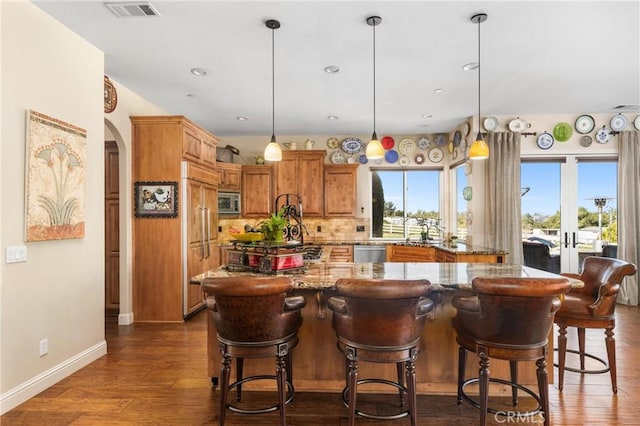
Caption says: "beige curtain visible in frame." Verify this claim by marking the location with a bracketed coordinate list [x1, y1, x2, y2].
[617, 131, 639, 305]
[483, 132, 523, 263]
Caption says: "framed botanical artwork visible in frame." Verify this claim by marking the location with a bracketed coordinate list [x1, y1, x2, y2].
[134, 181, 178, 218]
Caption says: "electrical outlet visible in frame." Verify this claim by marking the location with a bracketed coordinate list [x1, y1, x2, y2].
[317, 226, 322, 232]
[356, 225, 365, 232]
[39, 338, 48, 356]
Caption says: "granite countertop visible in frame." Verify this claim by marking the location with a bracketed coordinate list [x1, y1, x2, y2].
[191, 262, 580, 291]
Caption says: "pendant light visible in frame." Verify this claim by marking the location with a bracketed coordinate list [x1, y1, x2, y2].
[469, 13, 489, 160]
[365, 16, 385, 160]
[263, 19, 282, 162]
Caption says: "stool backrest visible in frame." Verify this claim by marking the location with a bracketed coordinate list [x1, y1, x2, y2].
[455, 277, 571, 347]
[577, 256, 637, 317]
[202, 276, 302, 343]
[332, 278, 432, 347]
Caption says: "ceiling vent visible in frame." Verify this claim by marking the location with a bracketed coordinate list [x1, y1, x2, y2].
[104, 2, 160, 17]
[612, 104, 640, 111]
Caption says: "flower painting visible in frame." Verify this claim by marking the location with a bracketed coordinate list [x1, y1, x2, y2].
[26, 110, 86, 241]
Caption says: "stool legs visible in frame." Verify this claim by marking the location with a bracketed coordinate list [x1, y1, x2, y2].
[235, 358, 244, 401]
[276, 355, 287, 426]
[219, 355, 231, 426]
[536, 356, 550, 426]
[478, 349, 490, 426]
[605, 327, 617, 393]
[578, 327, 586, 370]
[557, 324, 567, 391]
[457, 346, 467, 405]
[510, 360, 518, 406]
[347, 358, 358, 426]
[406, 360, 417, 426]
[396, 362, 405, 407]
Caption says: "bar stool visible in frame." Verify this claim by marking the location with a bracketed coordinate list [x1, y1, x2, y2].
[201, 276, 306, 426]
[453, 277, 572, 426]
[327, 278, 433, 426]
[555, 256, 637, 393]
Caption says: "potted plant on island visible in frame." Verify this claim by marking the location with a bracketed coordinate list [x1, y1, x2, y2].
[259, 207, 289, 243]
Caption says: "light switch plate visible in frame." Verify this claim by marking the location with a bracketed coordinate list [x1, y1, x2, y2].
[6, 245, 27, 263]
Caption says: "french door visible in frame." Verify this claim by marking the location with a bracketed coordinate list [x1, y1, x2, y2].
[521, 156, 617, 274]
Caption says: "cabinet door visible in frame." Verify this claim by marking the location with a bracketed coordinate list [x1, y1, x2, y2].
[182, 127, 202, 163]
[297, 153, 324, 217]
[386, 245, 435, 262]
[274, 156, 297, 197]
[217, 163, 242, 191]
[326, 245, 354, 262]
[242, 166, 273, 217]
[324, 164, 358, 217]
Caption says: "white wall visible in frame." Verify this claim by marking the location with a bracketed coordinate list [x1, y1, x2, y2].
[1, 2, 105, 413]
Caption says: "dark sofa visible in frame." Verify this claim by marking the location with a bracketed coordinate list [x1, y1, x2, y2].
[522, 241, 561, 273]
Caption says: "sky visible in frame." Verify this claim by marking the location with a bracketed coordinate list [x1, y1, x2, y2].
[378, 161, 617, 217]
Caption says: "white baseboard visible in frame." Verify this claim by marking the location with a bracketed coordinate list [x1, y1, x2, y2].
[0, 340, 107, 415]
[118, 311, 134, 325]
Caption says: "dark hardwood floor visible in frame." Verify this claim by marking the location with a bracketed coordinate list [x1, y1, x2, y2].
[3, 305, 639, 425]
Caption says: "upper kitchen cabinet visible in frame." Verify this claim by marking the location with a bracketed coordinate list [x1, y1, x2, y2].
[242, 165, 274, 218]
[274, 150, 325, 217]
[131, 115, 219, 322]
[216, 162, 242, 192]
[324, 164, 358, 217]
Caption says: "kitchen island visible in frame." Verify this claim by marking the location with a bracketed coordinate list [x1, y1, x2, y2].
[191, 262, 579, 395]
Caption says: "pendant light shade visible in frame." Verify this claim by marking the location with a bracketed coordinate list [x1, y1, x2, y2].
[469, 13, 489, 161]
[263, 19, 282, 162]
[366, 16, 385, 160]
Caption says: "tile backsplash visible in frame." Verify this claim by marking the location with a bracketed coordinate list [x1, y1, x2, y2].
[218, 217, 369, 244]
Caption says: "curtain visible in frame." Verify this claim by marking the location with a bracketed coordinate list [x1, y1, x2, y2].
[617, 131, 639, 305]
[483, 132, 523, 264]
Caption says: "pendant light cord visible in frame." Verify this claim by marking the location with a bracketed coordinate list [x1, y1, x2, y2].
[372, 21, 376, 134]
[271, 26, 275, 141]
[477, 18, 481, 134]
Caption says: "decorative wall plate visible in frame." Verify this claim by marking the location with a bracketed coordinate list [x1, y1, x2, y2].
[483, 116, 499, 132]
[508, 118, 527, 132]
[330, 150, 346, 164]
[463, 122, 470, 136]
[434, 134, 447, 146]
[580, 135, 593, 147]
[610, 114, 627, 132]
[414, 153, 425, 164]
[634, 115, 640, 131]
[428, 147, 443, 163]
[417, 137, 431, 150]
[464, 161, 472, 175]
[104, 75, 117, 113]
[575, 115, 595, 134]
[399, 156, 411, 166]
[463, 186, 473, 201]
[536, 132, 554, 150]
[327, 137, 339, 149]
[553, 122, 573, 142]
[358, 154, 368, 164]
[595, 127, 611, 144]
[381, 136, 395, 150]
[398, 138, 416, 156]
[385, 149, 399, 163]
[453, 130, 462, 147]
[341, 137, 363, 154]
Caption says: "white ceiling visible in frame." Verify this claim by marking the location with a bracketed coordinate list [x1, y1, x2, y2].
[33, 1, 640, 137]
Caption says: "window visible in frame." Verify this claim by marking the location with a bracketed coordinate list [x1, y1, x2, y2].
[371, 169, 441, 239]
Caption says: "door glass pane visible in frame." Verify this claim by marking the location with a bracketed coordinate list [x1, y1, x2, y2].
[577, 161, 617, 266]
[521, 162, 561, 271]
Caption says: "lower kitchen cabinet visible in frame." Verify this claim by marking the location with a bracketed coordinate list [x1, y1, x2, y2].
[386, 245, 436, 262]
[325, 245, 353, 262]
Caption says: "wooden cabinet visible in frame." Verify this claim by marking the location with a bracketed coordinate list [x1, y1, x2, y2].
[242, 165, 273, 217]
[326, 245, 353, 262]
[131, 116, 219, 322]
[217, 163, 241, 192]
[274, 150, 325, 217]
[386, 245, 436, 262]
[324, 164, 358, 217]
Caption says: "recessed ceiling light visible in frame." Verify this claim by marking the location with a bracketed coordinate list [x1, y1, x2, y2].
[462, 62, 479, 71]
[190, 67, 207, 76]
[327, 115, 339, 120]
[422, 114, 433, 119]
[324, 65, 340, 74]
[236, 116, 248, 121]
[186, 93, 195, 98]
[434, 88, 444, 94]
[418, 124, 430, 128]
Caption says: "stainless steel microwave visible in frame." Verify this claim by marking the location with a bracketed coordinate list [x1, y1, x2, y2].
[218, 192, 240, 215]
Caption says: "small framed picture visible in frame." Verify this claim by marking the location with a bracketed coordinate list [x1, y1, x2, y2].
[134, 181, 178, 218]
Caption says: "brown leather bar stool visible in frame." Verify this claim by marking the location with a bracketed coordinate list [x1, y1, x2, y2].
[327, 278, 433, 426]
[453, 277, 572, 426]
[202, 276, 306, 426]
[555, 256, 637, 393]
